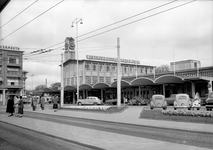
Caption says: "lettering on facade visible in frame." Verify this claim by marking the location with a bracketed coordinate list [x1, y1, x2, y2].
[86, 55, 140, 64]
[0, 45, 20, 51]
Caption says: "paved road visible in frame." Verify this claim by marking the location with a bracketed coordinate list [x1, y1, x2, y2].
[0, 121, 103, 150]
[23, 111, 213, 149]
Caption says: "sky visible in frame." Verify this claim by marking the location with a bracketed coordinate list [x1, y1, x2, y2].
[0, 0, 212, 90]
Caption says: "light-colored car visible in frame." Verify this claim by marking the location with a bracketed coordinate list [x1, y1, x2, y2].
[174, 94, 191, 110]
[77, 96, 103, 105]
[205, 91, 213, 111]
[150, 95, 167, 110]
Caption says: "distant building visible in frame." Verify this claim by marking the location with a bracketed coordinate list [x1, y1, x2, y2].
[170, 59, 201, 71]
[0, 45, 24, 105]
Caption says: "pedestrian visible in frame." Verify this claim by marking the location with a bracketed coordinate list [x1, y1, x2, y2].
[6, 96, 14, 117]
[53, 95, 58, 112]
[31, 96, 37, 111]
[40, 95, 45, 110]
[14, 95, 19, 117]
[17, 96, 24, 118]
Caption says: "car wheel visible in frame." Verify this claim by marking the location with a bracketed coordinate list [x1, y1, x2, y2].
[150, 107, 153, 110]
[163, 107, 167, 110]
[78, 102, 82, 106]
[174, 108, 177, 110]
[93, 102, 98, 105]
[197, 108, 200, 111]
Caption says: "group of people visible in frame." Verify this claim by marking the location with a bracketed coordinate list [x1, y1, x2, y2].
[6, 94, 60, 117]
[30, 95, 59, 112]
[6, 95, 24, 118]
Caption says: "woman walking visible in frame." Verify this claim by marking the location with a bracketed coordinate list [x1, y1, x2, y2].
[40, 95, 45, 110]
[17, 96, 24, 118]
[6, 96, 14, 117]
[31, 96, 37, 111]
[53, 95, 58, 112]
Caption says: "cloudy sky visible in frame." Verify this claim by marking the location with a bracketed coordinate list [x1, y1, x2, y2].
[0, 0, 212, 90]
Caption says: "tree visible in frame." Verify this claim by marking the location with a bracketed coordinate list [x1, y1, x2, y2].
[34, 85, 47, 91]
[155, 64, 170, 73]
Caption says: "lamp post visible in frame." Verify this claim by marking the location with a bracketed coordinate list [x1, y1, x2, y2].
[71, 18, 83, 101]
[31, 74, 34, 94]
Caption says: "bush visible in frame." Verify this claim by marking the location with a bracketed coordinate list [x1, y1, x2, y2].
[162, 109, 213, 118]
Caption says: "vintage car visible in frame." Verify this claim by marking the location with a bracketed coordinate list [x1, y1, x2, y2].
[174, 94, 191, 110]
[205, 91, 213, 111]
[165, 94, 176, 106]
[128, 96, 147, 105]
[150, 95, 167, 110]
[77, 96, 103, 105]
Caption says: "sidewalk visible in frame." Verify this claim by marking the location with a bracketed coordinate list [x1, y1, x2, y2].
[4, 104, 213, 133]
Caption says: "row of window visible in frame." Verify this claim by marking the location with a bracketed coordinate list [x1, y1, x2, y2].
[85, 63, 153, 74]
[0, 55, 20, 64]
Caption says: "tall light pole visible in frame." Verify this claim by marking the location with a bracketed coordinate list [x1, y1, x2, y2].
[71, 18, 83, 101]
[31, 74, 34, 94]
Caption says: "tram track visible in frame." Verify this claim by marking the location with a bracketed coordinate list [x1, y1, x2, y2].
[24, 111, 213, 149]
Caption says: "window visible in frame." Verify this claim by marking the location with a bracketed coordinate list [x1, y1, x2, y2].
[85, 63, 91, 70]
[7, 67, 19, 75]
[93, 63, 97, 71]
[8, 57, 19, 64]
[111, 65, 117, 72]
[194, 62, 197, 68]
[99, 64, 103, 71]
[7, 77, 19, 86]
[106, 65, 110, 72]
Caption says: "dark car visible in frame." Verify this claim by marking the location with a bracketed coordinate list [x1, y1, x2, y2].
[128, 96, 147, 105]
[206, 92, 213, 111]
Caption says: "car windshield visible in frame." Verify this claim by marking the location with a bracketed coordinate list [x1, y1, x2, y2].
[178, 96, 187, 100]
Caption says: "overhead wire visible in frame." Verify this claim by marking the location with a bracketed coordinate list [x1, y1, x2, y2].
[0, 0, 64, 41]
[24, 0, 196, 60]
[78, 0, 196, 42]
[0, 0, 38, 28]
[25, 0, 178, 53]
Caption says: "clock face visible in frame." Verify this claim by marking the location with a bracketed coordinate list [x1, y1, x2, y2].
[65, 37, 75, 51]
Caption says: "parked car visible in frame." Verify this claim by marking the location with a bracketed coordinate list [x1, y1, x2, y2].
[128, 96, 147, 105]
[174, 94, 191, 110]
[205, 91, 213, 111]
[77, 96, 103, 105]
[165, 94, 176, 106]
[150, 94, 167, 110]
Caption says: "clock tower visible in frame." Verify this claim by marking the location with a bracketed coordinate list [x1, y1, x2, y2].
[64, 37, 75, 61]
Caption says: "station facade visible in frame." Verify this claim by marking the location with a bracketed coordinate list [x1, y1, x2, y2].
[61, 37, 213, 104]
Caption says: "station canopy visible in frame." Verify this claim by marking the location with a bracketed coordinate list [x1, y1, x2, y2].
[93, 83, 110, 89]
[130, 77, 155, 86]
[154, 75, 184, 84]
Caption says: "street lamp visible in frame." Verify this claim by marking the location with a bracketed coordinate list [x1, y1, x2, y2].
[71, 18, 83, 101]
[31, 74, 34, 94]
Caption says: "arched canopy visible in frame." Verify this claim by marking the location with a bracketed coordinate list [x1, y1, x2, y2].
[79, 84, 92, 90]
[93, 83, 110, 89]
[64, 85, 76, 91]
[130, 77, 155, 86]
[155, 74, 184, 84]
[111, 80, 130, 87]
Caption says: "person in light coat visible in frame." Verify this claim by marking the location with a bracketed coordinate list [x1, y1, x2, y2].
[40, 95, 45, 110]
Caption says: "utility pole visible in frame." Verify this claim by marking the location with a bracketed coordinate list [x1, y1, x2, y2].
[60, 53, 64, 107]
[117, 38, 121, 107]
